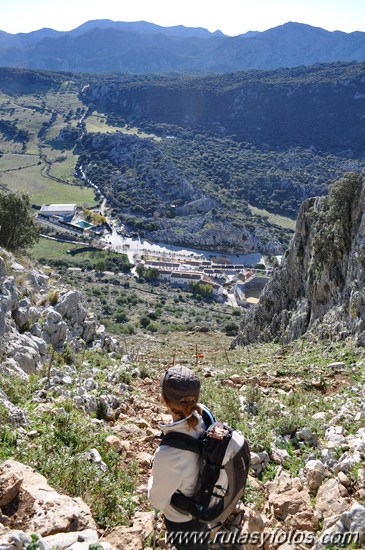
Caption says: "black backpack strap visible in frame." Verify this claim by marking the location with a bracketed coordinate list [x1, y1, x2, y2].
[160, 432, 202, 455]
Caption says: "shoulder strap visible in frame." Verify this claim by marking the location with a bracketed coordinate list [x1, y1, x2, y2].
[160, 432, 202, 455]
[200, 404, 215, 429]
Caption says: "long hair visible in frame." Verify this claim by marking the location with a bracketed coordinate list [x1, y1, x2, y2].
[162, 395, 202, 430]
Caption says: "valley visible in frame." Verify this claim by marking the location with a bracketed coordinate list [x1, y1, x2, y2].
[1, 56, 365, 549]
[1, 64, 364, 259]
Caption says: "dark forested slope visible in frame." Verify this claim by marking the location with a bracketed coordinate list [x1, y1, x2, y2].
[83, 62, 365, 156]
[1, 64, 365, 254]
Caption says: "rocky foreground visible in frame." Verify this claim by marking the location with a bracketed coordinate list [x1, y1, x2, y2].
[1, 245, 365, 549]
[1, 352, 365, 549]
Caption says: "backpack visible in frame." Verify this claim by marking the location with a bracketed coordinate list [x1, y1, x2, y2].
[160, 406, 250, 526]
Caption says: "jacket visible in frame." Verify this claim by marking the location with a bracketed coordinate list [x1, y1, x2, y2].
[147, 408, 209, 522]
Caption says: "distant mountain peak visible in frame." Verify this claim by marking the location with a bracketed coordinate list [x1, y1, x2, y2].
[0, 20, 364, 73]
[70, 19, 225, 39]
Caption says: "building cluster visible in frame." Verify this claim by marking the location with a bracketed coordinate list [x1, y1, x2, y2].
[37, 204, 271, 307]
[38, 203, 106, 237]
[141, 257, 270, 305]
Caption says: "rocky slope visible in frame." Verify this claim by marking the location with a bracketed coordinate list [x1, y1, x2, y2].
[0, 248, 119, 425]
[234, 172, 365, 347]
[0, 247, 119, 402]
[2, 241, 365, 549]
[2, 339, 365, 549]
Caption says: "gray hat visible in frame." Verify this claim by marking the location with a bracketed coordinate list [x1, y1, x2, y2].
[160, 365, 201, 404]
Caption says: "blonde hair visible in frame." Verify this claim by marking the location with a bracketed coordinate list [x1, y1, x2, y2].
[162, 395, 202, 430]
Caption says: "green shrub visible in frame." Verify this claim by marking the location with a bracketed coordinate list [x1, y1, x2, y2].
[224, 322, 239, 336]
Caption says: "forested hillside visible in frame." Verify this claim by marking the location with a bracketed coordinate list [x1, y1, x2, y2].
[83, 62, 365, 156]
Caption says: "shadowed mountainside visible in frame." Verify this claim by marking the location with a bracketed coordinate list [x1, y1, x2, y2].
[1, 21, 365, 74]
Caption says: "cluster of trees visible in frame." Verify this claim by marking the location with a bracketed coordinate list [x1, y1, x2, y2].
[0, 119, 29, 144]
[188, 281, 213, 299]
[135, 264, 159, 282]
[0, 192, 40, 251]
[83, 209, 107, 226]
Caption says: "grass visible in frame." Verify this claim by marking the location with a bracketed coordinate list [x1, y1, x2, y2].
[0, 163, 97, 206]
[31, 237, 79, 261]
[0, 362, 139, 529]
[43, 147, 80, 181]
[85, 113, 122, 134]
[85, 112, 161, 141]
[31, 238, 130, 270]
[0, 86, 97, 205]
[1, 404, 138, 528]
[249, 205, 297, 230]
[0, 153, 39, 170]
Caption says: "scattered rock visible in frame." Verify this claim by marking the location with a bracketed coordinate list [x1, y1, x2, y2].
[267, 470, 318, 531]
[315, 478, 351, 528]
[103, 526, 143, 550]
[0, 471, 23, 507]
[305, 460, 326, 492]
[105, 435, 126, 453]
[0, 460, 96, 536]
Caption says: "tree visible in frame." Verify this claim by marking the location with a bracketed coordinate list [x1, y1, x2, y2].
[188, 282, 213, 299]
[0, 192, 40, 251]
[136, 264, 159, 282]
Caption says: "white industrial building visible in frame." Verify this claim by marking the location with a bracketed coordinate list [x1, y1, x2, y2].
[39, 204, 77, 220]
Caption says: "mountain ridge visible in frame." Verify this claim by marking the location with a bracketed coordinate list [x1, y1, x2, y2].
[1, 20, 365, 73]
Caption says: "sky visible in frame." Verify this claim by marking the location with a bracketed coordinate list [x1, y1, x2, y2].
[1, 0, 365, 36]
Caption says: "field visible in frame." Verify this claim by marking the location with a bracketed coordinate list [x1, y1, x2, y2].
[30, 237, 79, 261]
[85, 111, 161, 140]
[0, 88, 97, 206]
[249, 205, 297, 231]
[84, 113, 122, 134]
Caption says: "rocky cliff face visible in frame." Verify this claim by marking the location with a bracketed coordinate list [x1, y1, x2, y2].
[234, 172, 365, 346]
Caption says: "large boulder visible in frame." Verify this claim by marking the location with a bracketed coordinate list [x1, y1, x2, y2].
[6, 333, 42, 374]
[304, 459, 326, 492]
[315, 478, 351, 528]
[26, 269, 49, 290]
[12, 299, 40, 332]
[42, 308, 68, 348]
[266, 470, 318, 531]
[0, 460, 96, 536]
[55, 291, 87, 326]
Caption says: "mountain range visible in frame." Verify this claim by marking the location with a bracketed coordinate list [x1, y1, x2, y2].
[1, 20, 365, 73]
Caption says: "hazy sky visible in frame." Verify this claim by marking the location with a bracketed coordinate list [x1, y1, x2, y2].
[2, 0, 365, 36]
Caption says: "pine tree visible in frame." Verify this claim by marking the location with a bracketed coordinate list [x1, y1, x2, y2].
[0, 191, 40, 251]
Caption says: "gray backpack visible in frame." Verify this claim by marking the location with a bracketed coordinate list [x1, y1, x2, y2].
[160, 408, 250, 526]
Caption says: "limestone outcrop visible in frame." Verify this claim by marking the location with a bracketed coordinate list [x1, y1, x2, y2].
[0, 460, 96, 535]
[234, 172, 365, 346]
[0, 247, 119, 378]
